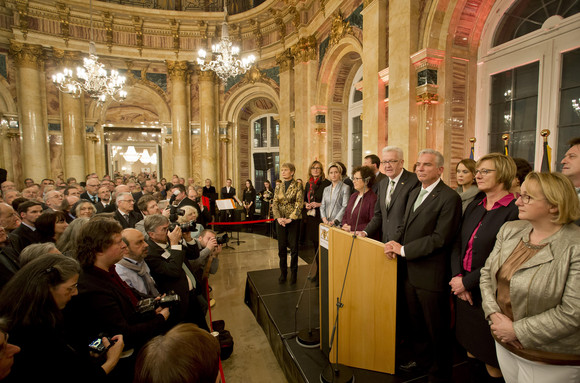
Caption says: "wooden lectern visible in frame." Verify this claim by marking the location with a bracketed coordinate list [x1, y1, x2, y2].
[319, 224, 397, 374]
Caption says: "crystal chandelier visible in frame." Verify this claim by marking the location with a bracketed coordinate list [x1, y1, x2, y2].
[197, 2, 255, 81]
[52, 0, 127, 105]
[123, 146, 141, 163]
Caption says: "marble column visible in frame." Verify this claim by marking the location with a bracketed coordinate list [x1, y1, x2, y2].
[361, 0, 387, 155]
[276, 50, 295, 165]
[162, 135, 174, 179]
[218, 121, 230, 184]
[95, 124, 106, 177]
[388, 0, 419, 163]
[86, 134, 97, 174]
[167, 60, 191, 178]
[198, 70, 218, 184]
[0, 125, 15, 181]
[9, 41, 49, 181]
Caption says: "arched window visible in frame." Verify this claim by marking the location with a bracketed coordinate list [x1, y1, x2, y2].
[348, 66, 363, 172]
[476, 0, 580, 169]
[250, 114, 279, 211]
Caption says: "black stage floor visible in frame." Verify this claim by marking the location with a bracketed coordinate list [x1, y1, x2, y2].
[245, 266, 471, 383]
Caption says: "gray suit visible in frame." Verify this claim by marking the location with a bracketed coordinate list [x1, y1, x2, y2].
[364, 169, 420, 242]
[319, 182, 350, 224]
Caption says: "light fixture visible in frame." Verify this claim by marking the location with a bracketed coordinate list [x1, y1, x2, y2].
[197, 1, 255, 81]
[123, 146, 140, 163]
[150, 153, 158, 165]
[140, 149, 152, 164]
[52, 0, 127, 105]
[573, 98, 580, 117]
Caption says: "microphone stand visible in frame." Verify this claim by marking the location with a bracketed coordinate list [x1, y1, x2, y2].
[320, 180, 366, 383]
[292, 182, 345, 348]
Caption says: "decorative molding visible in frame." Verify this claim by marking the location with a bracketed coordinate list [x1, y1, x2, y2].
[132, 16, 144, 56]
[291, 35, 317, 63]
[329, 11, 352, 47]
[276, 49, 294, 73]
[249, 19, 263, 56]
[411, 48, 445, 72]
[15, 0, 29, 40]
[56, 3, 70, 47]
[9, 40, 44, 69]
[275, 17, 286, 46]
[103, 12, 114, 53]
[52, 48, 81, 68]
[170, 19, 180, 56]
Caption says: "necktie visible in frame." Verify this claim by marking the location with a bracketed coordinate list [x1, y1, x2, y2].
[413, 189, 429, 211]
[123, 213, 130, 223]
[386, 180, 396, 207]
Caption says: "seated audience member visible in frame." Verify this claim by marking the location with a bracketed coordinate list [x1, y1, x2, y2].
[35, 210, 68, 243]
[144, 215, 208, 330]
[56, 217, 89, 257]
[0, 318, 20, 381]
[114, 192, 142, 229]
[43, 190, 64, 212]
[8, 201, 43, 253]
[2, 191, 20, 206]
[19, 242, 61, 267]
[0, 226, 19, 289]
[480, 172, 580, 382]
[177, 205, 204, 240]
[72, 199, 97, 219]
[455, 158, 480, 212]
[64, 218, 170, 355]
[9, 197, 27, 213]
[0, 254, 124, 382]
[20, 186, 38, 201]
[63, 186, 81, 200]
[81, 178, 100, 204]
[341, 166, 377, 233]
[116, 229, 159, 299]
[95, 186, 113, 213]
[134, 323, 220, 383]
[59, 196, 77, 223]
[510, 157, 533, 196]
[0, 181, 16, 195]
[0, 204, 19, 234]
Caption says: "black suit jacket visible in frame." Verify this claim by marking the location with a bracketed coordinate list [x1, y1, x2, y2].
[80, 191, 99, 204]
[203, 186, 217, 197]
[220, 187, 236, 199]
[364, 169, 420, 242]
[113, 209, 142, 229]
[394, 180, 462, 292]
[94, 201, 112, 213]
[450, 193, 519, 294]
[145, 239, 200, 322]
[8, 224, 41, 254]
[372, 172, 387, 194]
[0, 245, 19, 289]
[132, 191, 144, 203]
[64, 266, 167, 350]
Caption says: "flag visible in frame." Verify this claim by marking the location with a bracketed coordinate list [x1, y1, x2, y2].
[504, 143, 509, 156]
[469, 146, 474, 160]
[541, 140, 552, 172]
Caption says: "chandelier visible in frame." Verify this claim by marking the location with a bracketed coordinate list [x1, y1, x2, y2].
[123, 146, 141, 163]
[573, 98, 580, 117]
[52, 0, 127, 105]
[197, 2, 255, 81]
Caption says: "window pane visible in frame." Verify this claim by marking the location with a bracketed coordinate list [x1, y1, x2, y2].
[514, 62, 539, 99]
[352, 116, 362, 169]
[270, 117, 280, 147]
[253, 117, 267, 148]
[511, 130, 536, 167]
[513, 96, 538, 131]
[558, 47, 580, 163]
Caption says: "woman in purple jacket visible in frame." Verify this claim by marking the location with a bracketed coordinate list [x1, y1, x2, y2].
[341, 166, 377, 234]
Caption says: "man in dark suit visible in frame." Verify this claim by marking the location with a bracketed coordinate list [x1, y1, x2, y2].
[144, 214, 208, 330]
[80, 178, 100, 204]
[362, 146, 420, 242]
[220, 179, 236, 199]
[364, 154, 387, 194]
[8, 200, 43, 254]
[385, 149, 462, 383]
[561, 137, 580, 226]
[171, 184, 211, 227]
[95, 186, 112, 213]
[113, 192, 142, 229]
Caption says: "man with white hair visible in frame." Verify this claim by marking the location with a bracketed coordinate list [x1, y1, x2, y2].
[113, 192, 142, 229]
[43, 190, 64, 211]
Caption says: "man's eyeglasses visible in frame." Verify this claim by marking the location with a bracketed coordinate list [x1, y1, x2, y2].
[475, 169, 496, 176]
[351, 177, 363, 181]
[380, 160, 399, 166]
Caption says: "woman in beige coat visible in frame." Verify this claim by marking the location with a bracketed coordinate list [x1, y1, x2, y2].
[480, 172, 580, 382]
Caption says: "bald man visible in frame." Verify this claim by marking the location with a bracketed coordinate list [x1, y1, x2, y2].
[116, 229, 158, 299]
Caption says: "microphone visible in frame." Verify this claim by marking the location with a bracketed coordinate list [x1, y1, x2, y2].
[363, 176, 371, 184]
[333, 219, 341, 227]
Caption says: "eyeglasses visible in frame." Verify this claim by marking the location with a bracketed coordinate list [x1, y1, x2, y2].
[119, 200, 134, 203]
[380, 160, 399, 166]
[518, 194, 545, 204]
[475, 169, 496, 176]
[66, 283, 78, 293]
[311, 167, 322, 170]
[351, 177, 363, 181]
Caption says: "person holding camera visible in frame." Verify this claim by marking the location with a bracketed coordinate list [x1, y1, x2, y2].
[191, 229, 221, 281]
[0, 254, 125, 382]
[177, 205, 204, 240]
[144, 214, 209, 331]
[171, 184, 212, 228]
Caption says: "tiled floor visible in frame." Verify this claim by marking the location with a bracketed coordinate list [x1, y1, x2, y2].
[209, 231, 307, 383]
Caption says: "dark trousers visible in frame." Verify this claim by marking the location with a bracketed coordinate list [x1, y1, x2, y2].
[276, 220, 299, 275]
[404, 279, 452, 383]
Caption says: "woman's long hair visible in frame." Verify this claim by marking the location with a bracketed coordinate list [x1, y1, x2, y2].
[0, 254, 80, 330]
[56, 217, 90, 257]
[35, 211, 67, 242]
[245, 179, 255, 191]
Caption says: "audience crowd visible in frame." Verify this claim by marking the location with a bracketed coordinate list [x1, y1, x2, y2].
[0, 137, 578, 382]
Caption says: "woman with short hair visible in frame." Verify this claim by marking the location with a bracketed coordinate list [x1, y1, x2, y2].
[341, 166, 377, 234]
[73, 199, 97, 219]
[480, 172, 580, 382]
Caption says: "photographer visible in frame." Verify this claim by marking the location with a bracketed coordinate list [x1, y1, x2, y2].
[144, 214, 209, 331]
[177, 205, 204, 240]
[191, 229, 222, 282]
[171, 184, 211, 227]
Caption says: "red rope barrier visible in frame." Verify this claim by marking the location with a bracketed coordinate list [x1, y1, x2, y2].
[208, 218, 275, 226]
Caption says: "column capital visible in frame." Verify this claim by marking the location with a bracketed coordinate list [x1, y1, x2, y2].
[87, 133, 99, 143]
[166, 60, 189, 81]
[9, 40, 44, 69]
[328, 11, 352, 48]
[198, 69, 216, 82]
[53, 48, 82, 68]
[291, 35, 317, 63]
[276, 49, 294, 73]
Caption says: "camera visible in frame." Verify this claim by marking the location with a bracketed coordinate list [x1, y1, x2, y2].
[88, 334, 116, 355]
[168, 206, 185, 222]
[168, 221, 198, 233]
[216, 233, 229, 245]
[136, 294, 181, 315]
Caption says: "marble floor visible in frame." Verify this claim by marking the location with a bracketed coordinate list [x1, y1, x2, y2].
[208, 231, 307, 383]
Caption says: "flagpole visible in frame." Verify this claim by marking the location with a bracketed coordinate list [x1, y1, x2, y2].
[540, 129, 551, 172]
[502, 134, 510, 156]
[469, 137, 476, 160]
